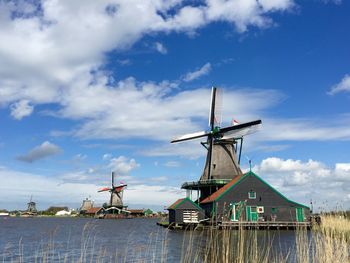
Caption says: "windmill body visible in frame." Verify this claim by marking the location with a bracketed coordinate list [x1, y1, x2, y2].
[21, 196, 38, 217]
[98, 172, 129, 216]
[173, 87, 261, 202]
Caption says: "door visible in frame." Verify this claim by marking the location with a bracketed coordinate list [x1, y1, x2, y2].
[250, 206, 258, 221]
[296, 208, 304, 222]
[246, 206, 258, 221]
[246, 206, 251, 221]
[246, 206, 258, 222]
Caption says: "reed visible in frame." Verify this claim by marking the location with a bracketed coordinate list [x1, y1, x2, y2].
[1, 215, 349, 262]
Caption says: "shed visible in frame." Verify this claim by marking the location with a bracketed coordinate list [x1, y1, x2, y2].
[168, 198, 205, 224]
[85, 207, 103, 217]
[201, 171, 310, 223]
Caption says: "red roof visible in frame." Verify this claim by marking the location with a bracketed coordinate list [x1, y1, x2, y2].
[85, 207, 102, 214]
[128, 209, 144, 214]
[167, 198, 185, 210]
[200, 175, 243, 204]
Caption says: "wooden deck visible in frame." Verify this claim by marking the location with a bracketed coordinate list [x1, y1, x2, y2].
[157, 220, 312, 230]
[218, 221, 311, 230]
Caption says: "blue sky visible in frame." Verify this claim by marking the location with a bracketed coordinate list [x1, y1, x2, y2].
[0, 0, 349, 211]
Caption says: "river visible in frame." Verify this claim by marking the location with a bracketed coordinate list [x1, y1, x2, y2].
[0, 217, 299, 262]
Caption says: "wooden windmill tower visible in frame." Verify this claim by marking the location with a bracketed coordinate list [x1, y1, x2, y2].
[171, 87, 261, 201]
[98, 172, 128, 214]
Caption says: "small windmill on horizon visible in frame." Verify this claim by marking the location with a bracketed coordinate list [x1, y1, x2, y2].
[98, 171, 128, 215]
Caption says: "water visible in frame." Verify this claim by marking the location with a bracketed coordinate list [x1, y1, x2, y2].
[0, 217, 299, 262]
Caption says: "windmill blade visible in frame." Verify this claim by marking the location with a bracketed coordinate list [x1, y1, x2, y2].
[113, 184, 127, 193]
[111, 171, 115, 187]
[214, 88, 223, 127]
[219, 119, 262, 139]
[171, 130, 209, 143]
[208, 87, 217, 129]
[98, 187, 111, 192]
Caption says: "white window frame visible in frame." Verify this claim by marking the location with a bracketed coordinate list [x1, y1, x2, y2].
[248, 191, 256, 199]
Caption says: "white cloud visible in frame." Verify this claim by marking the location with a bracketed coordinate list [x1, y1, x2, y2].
[117, 59, 131, 66]
[150, 176, 169, 182]
[0, 166, 183, 210]
[17, 141, 62, 163]
[155, 42, 167, 54]
[10, 100, 34, 120]
[255, 116, 350, 142]
[0, 0, 294, 108]
[73, 154, 87, 161]
[125, 184, 184, 206]
[108, 156, 140, 175]
[320, 0, 342, 5]
[183, 63, 212, 82]
[328, 74, 350, 95]
[252, 157, 350, 210]
[164, 161, 181, 167]
[102, 153, 112, 160]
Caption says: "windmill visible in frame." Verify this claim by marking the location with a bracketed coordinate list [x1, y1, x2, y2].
[98, 172, 127, 213]
[27, 195, 37, 214]
[171, 87, 261, 201]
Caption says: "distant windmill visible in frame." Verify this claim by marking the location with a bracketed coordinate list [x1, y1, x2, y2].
[171, 87, 262, 201]
[98, 172, 127, 209]
[27, 195, 37, 213]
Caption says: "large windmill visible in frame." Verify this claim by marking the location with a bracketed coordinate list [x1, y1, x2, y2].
[98, 172, 128, 214]
[171, 87, 262, 201]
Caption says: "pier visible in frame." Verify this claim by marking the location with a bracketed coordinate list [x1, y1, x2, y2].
[157, 220, 312, 230]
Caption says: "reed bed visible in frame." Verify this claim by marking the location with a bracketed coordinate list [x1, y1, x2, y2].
[1, 215, 349, 262]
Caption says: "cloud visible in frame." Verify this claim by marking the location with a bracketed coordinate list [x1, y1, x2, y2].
[252, 157, 350, 210]
[117, 59, 131, 66]
[108, 156, 140, 175]
[183, 63, 212, 82]
[17, 141, 62, 163]
[155, 42, 167, 54]
[164, 161, 181, 167]
[0, 166, 183, 210]
[73, 154, 87, 161]
[250, 116, 350, 145]
[320, 0, 342, 4]
[328, 74, 350, 95]
[102, 153, 112, 160]
[10, 100, 34, 120]
[0, 0, 294, 108]
[149, 176, 169, 182]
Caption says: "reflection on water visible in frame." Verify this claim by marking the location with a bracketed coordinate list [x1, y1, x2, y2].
[0, 217, 299, 262]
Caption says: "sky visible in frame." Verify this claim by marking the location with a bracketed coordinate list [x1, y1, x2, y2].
[0, 0, 349, 212]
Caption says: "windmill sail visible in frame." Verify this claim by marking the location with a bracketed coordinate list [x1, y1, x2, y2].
[171, 131, 208, 143]
[220, 120, 262, 139]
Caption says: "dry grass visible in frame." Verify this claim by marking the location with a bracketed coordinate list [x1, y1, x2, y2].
[1, 215, 350, 262]
[319, 214, 350, 241]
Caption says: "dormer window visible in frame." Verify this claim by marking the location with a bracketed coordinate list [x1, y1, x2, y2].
[248, 191, 256, 199]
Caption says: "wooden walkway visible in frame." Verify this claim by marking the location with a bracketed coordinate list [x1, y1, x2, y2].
[157, 221, 312, 230]
[218, 221, 311, 230]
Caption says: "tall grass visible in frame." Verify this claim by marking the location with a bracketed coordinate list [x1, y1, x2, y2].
[1, 215, 349, 262]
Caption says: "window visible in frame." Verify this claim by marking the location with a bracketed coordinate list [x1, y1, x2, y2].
[248, 191, 256, 199]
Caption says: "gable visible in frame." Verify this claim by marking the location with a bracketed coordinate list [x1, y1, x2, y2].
[201, 171, 309, 209]
[168, 198, 184, 210]
[168, 198, 204, 211]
